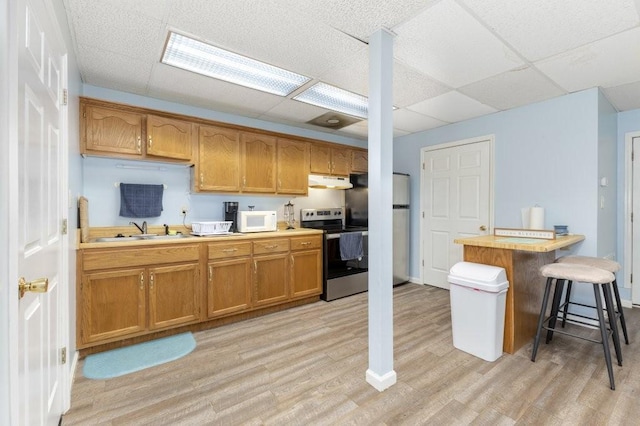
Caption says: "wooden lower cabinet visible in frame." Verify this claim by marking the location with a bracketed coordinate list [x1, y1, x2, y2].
[148, 263, 200, 330]
[290, 235, 322, 299]
[80, 268, 146, 344]
[253, 253, 289, 307]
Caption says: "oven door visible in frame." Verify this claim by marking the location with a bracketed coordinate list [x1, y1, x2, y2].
[323, 231, 368, 300]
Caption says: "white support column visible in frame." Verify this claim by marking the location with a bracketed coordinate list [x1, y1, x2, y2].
[366, 28, 396, 392]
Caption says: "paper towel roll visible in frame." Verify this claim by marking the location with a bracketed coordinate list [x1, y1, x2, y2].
[529, 206, 545, 229]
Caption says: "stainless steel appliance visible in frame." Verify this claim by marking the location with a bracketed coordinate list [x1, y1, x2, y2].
[344, 173, 410, 286]
[392, 173, 410, 285]
[223, 201, 239, 233]
[300, 208, 368, 301]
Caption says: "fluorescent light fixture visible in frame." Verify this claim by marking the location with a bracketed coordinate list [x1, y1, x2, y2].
[294, 82, 368, 119]
[161, 32, 310, 96]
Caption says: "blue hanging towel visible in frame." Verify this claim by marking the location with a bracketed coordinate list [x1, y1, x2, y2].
[119, 183, 164, 218]
[339, 232, 363, 261]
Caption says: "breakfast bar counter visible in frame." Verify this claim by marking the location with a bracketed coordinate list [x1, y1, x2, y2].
[454, 234, 585, 354]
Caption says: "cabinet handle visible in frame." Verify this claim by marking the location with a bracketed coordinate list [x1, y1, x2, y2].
[200, 172, 204, 187]
[300, 241, 311, 246]
[291, 255, 294, 267]
[278, 179, 282, 188]
[208, 266, 212, 282]
[222, 248, 238, 253]
[139, 272, 144, 290]
[243, 176, 246, 188]
[148, 136, 153, 149]
[137, 136, 141, 153]
[149, 272, 154, 289]
[327, 161, 331, 172]
[265, 244, 278, 249]
[253, 261, 257, 274]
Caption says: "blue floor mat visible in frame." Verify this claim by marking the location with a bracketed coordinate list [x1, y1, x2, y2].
[83, 332, 196, 380]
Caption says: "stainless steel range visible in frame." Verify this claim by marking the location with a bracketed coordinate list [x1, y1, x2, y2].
[300, 208, 368, 301]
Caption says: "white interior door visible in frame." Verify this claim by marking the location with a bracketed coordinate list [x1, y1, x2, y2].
[631, 136, 640, 304]
[17, 0, 66, 423]
[422, 138, 492, 289]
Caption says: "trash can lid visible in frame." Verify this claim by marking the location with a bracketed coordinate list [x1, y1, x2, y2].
[448, 261, 509, 292]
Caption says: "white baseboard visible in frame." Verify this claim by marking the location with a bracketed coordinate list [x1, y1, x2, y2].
[366, 369, 397, 392]
[408, 276, 421, 284]
[621, 299, 633, 309]
[65, 350, 79, 413]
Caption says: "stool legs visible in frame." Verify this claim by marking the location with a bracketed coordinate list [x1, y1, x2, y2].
[546, 279, 566, 344]
[602, 283, 623, 366]
[561, 281, 573, 328]
[532, 277, 554, 362]
[593, 283, 615, 390]
[612, 280, 630, 344]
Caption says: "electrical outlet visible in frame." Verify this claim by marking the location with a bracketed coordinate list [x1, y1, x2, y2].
[181, 206, 189, 216]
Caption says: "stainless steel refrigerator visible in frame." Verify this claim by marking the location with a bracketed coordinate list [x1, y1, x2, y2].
[345, 173, 410, 285]
[392, 173, 410, 285]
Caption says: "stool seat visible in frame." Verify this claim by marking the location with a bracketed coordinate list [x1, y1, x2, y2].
[556, 255, 621, 273]
[539, 263, 614, 284]
[532, 262, 622, 390]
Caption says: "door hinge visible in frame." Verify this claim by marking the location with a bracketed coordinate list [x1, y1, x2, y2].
[61, 347, 67, 364]
[62, 89, 68, 106]
[631, 273, 633, 284]
[61, 218, 68, 235]
[422, 162, 425, 170]
[632, 212, 634, 223]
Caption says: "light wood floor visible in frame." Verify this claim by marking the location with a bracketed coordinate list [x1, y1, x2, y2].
[63, 284, 640, 425]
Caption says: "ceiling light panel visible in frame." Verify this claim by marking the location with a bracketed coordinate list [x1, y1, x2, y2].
[294, 82, 368, 119]
[161, 32, 310, 96]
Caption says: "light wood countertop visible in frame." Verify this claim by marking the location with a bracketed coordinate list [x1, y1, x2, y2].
[454, 234, 585, 252]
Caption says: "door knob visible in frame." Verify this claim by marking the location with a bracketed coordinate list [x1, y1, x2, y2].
[18, 277, 49, 299]
[479, 225, 487, 231]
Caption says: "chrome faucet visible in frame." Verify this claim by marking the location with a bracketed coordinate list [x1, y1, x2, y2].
[129, 221, 147, 234]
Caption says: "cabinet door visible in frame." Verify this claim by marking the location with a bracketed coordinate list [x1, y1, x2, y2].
[351, 149, 368, 173]
[277, 138, 309, 195]
[253, 254, 288, 307]
[310, 143, 332, 174]
[331, 147, 351, 176]
[148, 263, 200, 330]
[83, 104, 143, 156]
[80, 268, 146, 345]
[207, 258, 252, 318]
[198, 125, 241, 192]
[146, 114, 192, 161]
[241, 132, 277, 193]
[290, 249, 322, 299]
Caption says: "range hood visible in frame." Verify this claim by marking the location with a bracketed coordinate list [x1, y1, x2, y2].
[308, 174, 353, 189]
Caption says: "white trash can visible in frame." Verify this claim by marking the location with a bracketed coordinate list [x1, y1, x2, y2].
[448, 261, 509, 362]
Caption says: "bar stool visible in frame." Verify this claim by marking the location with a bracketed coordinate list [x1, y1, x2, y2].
[555, 255, 629, 344]
[532, 263, 622, 390]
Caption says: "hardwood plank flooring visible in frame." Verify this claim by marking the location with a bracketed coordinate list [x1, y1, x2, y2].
[63, 284, 640, 425]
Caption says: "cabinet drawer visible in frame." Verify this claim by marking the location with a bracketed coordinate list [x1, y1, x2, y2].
[253, 239, 290, 255]
[208, 241, 252, 260]
[82, 244, 200, 271]
[290, 235, 322, 251]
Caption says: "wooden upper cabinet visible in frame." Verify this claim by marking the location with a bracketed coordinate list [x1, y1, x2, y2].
[82, 103, 144, 156]
[146, 114, 192, 161]
[241, 132, 277, 193]
[310, 143, 350, 176]
[277, 138, 309, 195]
[197, 125, 241, 192]
[351, 149, 368, 173]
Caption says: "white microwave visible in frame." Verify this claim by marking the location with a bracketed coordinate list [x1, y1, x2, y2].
[238, 210, 277, 233]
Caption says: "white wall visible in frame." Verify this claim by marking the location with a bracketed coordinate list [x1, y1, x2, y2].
[596, 91, 618, 260]
[394, 88, 603, 283]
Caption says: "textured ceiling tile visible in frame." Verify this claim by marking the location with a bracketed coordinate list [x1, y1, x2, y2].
[339, 121, 369, 139]
[407, 91, 497, 123]
[393, 109, 449, 133]
[76, 44, 153, 89]
[262, 99, 331, 123]
[602, 81, 640, 111]
[459, 66, 566, 110]
[535, 28, 640, 92]
[460, 0, 640, 61]
[394, 0, 524, 88]
[147, 63, 236, 102]
[68, 1, 165, 63]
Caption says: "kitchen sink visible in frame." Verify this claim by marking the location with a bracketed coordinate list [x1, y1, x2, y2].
[93, 236, 144, 242]
[92, 234, 194, 243]
[144, 234, 193, 240]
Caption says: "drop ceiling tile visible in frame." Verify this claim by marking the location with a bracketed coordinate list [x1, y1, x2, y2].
[535, 28, 640, 92]
[273, 0, 437, 41]
[393, 109, 449, 133]
[76, 45, 153, 91]
[407, 91, 497, 123]
[460, 0, 640, 61]
[339, 121, 369, 139]
[459, 66, 566, 110]
[394, 0, 524, 88]
[603, 81, 640, 111]
[262, 99, 332, 124]
[168, 0, 365, 78]
[67, 1, 165, 63]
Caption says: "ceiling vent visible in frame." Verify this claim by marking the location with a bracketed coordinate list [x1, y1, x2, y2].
[306, 112, 362, 130]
